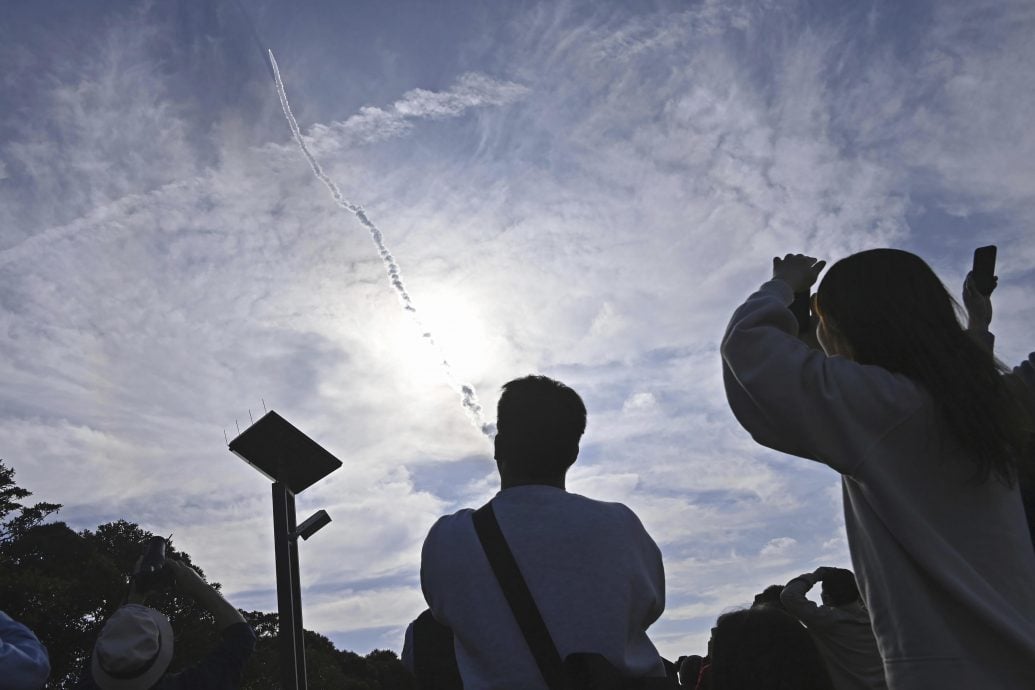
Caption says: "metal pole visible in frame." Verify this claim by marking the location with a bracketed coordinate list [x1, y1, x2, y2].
[272, 482, 307, 690]
[289, 502, 308, 689]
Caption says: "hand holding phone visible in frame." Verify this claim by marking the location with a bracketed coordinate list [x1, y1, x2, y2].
[971, 245, 997, 296]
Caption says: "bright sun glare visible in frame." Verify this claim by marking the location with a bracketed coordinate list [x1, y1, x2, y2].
[391, 286, 495, 389]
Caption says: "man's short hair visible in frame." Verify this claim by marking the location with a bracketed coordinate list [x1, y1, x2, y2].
[496, 375, 587, 476]
[821, 568, 860, 606]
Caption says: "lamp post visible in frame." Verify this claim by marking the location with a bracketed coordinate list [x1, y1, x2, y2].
[229, 410, 342, 690]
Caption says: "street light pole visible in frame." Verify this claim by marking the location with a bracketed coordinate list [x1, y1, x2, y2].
[272, 481, 308, 690]
[229, 411, 342, 690]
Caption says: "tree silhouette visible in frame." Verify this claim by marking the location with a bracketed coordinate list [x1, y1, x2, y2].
[0, 459, 413, 689]
[0, 460, 61, 543]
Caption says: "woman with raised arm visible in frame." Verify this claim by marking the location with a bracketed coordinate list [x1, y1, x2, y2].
[721, 249, 1035, 690]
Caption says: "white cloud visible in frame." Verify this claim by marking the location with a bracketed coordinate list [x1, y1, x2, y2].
[759, 536, 797, 558]
[621, 391, 658, 414]
[306, 72, 530, 155]
[3, 0, 1033, 662]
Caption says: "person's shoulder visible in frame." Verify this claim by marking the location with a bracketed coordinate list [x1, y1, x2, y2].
[423, 507, 476, 552]
[421, 508, 480, 593]
[561, 489, 632, 511]
[427, 507, 476, 533]
[567, 495, 663, 570]
[822, 352, 928, 415]
[0, 610, 38, 639]
[563, 492, 654, 534]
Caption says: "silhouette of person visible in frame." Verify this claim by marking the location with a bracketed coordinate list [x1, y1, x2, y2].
[77, 559, 255, 690]
[722, 250, 1035, 689]
[750, 584, 788, 612]
[781, 567, 887, 690]
[416, 375, 669, 688]
[709, 607, 834, 690]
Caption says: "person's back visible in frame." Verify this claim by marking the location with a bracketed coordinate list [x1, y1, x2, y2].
[722, 250, 1035, 689]
[422, 486, 666, 688]
[418, 375, 667, 689]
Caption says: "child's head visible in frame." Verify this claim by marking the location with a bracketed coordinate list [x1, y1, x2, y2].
[815, 248, 1028, 485]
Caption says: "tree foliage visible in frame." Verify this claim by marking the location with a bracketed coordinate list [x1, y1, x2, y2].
[0, 460, 61, 544]
[0, 460, 414, 689]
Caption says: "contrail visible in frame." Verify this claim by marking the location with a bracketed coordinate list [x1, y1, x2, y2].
[268, 50, 494, 439]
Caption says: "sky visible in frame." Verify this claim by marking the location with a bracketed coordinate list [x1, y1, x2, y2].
[2, 0, 1034, 661]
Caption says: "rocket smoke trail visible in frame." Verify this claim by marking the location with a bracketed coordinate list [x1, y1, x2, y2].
[268, 50, 494, 439]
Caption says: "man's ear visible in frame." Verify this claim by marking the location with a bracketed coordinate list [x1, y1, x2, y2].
[494, 432, 508, 462]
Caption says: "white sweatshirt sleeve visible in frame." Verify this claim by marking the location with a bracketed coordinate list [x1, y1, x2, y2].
[721, 279, 924, 475]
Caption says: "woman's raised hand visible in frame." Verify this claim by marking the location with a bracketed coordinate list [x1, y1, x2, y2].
[772, 254, 827, 293]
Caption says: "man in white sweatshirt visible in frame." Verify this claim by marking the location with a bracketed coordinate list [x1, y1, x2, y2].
[419, 375, 668, 689]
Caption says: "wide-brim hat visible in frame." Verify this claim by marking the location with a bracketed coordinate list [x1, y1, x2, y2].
[91, 604, 174, 690]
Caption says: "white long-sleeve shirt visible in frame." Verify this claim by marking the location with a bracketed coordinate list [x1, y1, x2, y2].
[722, 279, 1035, 690]
[420, 485, 667, 690]
[781, 572, 887, 690]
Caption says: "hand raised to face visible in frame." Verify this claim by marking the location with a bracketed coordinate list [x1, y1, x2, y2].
[772, 254, 827, 294]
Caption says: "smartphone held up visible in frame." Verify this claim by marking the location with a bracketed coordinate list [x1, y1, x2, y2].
[972, 245, 997, 296]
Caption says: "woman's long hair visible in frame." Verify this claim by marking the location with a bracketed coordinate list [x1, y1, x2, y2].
[710, 608, 834, 690]
[816, 248, 1029, 485]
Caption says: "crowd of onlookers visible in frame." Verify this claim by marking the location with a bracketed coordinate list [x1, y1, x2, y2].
[405, 249, 1035, 690]
[0, 564, 895, 690]
[4, 247, 1034, 689]
[676, 567, 885, 690]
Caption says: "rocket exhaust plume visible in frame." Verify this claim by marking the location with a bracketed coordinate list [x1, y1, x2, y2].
[268, 50, 494, 439]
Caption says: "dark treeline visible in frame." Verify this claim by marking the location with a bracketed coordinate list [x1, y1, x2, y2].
[0, 459, 413, 690]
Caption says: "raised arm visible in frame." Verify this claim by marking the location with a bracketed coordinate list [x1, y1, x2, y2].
[163, 560, 255, 690]
[962, 271, 996, 353]
[167, 559, 247, 630]
[781, 568, 840, 630]
[721, 255, 923, 474]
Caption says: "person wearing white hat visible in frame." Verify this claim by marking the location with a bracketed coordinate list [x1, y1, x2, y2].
[78, 559, 255, 689]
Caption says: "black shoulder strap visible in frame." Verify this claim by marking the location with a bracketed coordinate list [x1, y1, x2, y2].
[472, 503, 569, 690]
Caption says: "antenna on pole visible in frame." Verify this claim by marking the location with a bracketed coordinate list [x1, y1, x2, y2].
[224, 429, 229, 444]
[249, 409, 254, 425]
[262, 398, 268, 414]
[236, 419, 241, 435]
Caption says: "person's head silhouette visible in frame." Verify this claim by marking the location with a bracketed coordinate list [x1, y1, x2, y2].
[814, 248, 1028, 484]
[494, 375, 587, 489]
[820, 568, 860, 607]
[710, 607, 834, 690]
